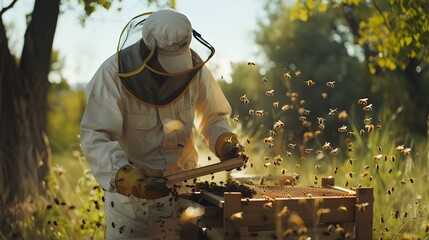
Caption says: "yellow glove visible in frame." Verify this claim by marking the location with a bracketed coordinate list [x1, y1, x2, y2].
[215, 132, 245, 161]
[115, 166, 169, 200]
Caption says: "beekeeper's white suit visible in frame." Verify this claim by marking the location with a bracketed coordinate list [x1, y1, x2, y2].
[80, 9, 241, 240]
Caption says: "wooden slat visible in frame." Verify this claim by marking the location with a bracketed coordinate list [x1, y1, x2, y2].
[165, 158, 244, 185]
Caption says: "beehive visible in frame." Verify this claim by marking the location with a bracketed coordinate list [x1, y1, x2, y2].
[187, 177, 373, 240]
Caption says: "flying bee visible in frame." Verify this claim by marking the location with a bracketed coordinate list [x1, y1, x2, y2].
[265, 89, 275, 97]
[305, 148, 313, 153]
[319, 123, 325, 129]
[288, 143, 297, 149]
[321, 92, 328, 99]
[326, 81, 335, 88]
[264, 163, 271, 168]
[338, 125, 348, 132]
[287, 151, 292, 157]
[273, 120, 284, 130]
[401, 148, 412, 156]
[299, 116, 307, 121]
[373, 154, 383, 161]
[230, 211, 244, 220]
[395, 145, 405, 151]
[359, 129, 366, 136]
[247, 61, 256, 66]
[347, 131, 356, 137]
[329, 108, 338, 115]
[322, 142, 331, 150]
[240, 94, 250, 104]
[255, 110, 264, 116]
[305, 79, 315, 86]
[315, 130, 321, 136]
[364, 118, 372, 125]
[363, 165, 369, 170]
[355, 202, 369, 212]
[261, 76, 268, 83]
[281, 105, 290, 111]
[277, 206, 289, 217]
[248, 109, 255, 116]
[333, 166, 340, 174]
[347, 172, 353, 179]
[316, 149, 323, 155]
[302, 109, 311, 115]
[363, 104, 373, 111]
[263, 136, 274, 144]
[263, 202, 273, 209]
[284, 71, 292, 79]
[232, 115, 240, 123]
[335, 225, 345, 235]
[295, 70, 302, 77]
[330, 148, 340, 155]
[272, 101, 279, 108]
[365, 124, 374, 133]
[317, 117, 326, 125]
[358, 98, 368, 105]
[338, 205, 348, 212]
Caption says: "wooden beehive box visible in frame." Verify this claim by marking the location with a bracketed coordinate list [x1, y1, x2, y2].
[190, 178, 373, 240]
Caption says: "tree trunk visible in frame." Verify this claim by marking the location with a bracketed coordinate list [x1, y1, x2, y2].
[0, 0, 59, 215]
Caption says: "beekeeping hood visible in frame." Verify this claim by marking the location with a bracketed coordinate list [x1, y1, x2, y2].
[116, 9, 215, 107]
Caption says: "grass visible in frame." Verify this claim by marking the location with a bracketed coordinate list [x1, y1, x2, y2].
[2, 120, 429, 239]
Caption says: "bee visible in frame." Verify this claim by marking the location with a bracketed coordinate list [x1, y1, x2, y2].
[338, 110, 348, 120]
[347, 172, 353, 179]
[246, 138, 251, 144]
[263, 202, 273, 209]
[272, 101, 279, 108]
[338, 125, 348, 132]
[305, 80, 315, 86]
[338, 205, 348, 212]
[282, 229, 293, 238]
[247, 61, 256, 66]
[261, 76, 268, 83]
[363, 104, 373, 111]
[409, 177, 414, 184]
[373, 154, 383, 161]
[288, 143, 297, 149]
[277, 206, 289, 217]
[364, 118, 372, 124]
[255, 110, 264, 116]
[263, 137, 274, 144]
[265, 89, 274, 97]
[401, 148, 412, 156]
[335, 225, 345, 235]
[284, 71, 292, 79]
[248, 109, 255, 116]
[348, 158, 354, 165]
[316, 149, 323, 155]
[355, 202, 369, 212]
[317, 117, 326, 125]
[321, 92, 328, 99]
[240, 95, 250, 105]
[377, 146, 382, 152]
[365, 124, 374, 133]
[359, 129, 366, 136]
[281, 168, 287, 175]
[326, 81, 335, 88]
[295, 70, 302, 77]
[358, 98, 368, 105]
[322, 142, 331, 150]
[327, 224, 335, 232]
[230, 211, 244, 220]
[363, 165, 369, 170]
[330, 148, 340, 155]
[232, 115, 240, 123]
[328, 108, 338, 115]
[273, 120, 284, 129]
[302, 109, 311, 115]
[315, 164, 321, 171]
[319, 123, 325, 129]
[250, 162, 254, 168]
[305, 148, 313, 153]
[395, 145, 405, 151]
[347, 131, 356, 137]
[333, 166, 340, 174]
[377, 120, 382, 129]
[287, 151, 293, 157]
[299, 116, 307, 121]
[281, 105, 290, 111]
[264, 163, 271, 168]
[375, 164, 380, 172]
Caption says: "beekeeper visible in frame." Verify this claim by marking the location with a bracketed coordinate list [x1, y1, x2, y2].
[80, 8, 243, 239]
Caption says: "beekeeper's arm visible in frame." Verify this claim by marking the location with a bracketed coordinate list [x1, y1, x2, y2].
[194, 66, 244, 161]
[80, 58, 168, 199]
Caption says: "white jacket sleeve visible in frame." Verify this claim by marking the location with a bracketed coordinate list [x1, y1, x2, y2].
[80, 56, 129, 191]
[194, 66, 233, 154]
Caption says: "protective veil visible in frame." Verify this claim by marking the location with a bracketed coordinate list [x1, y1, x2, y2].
[80, 9, 233, 239]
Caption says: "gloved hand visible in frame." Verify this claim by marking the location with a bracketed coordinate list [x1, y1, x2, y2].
[115, 165, 169, 200]
[215, 132, 245, 161]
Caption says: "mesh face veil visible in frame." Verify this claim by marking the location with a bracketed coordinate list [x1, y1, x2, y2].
[116, 12, 215, 78]
[115, 11, 216, 107]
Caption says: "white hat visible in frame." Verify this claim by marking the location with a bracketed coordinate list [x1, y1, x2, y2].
[142, 9, 193, 73]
